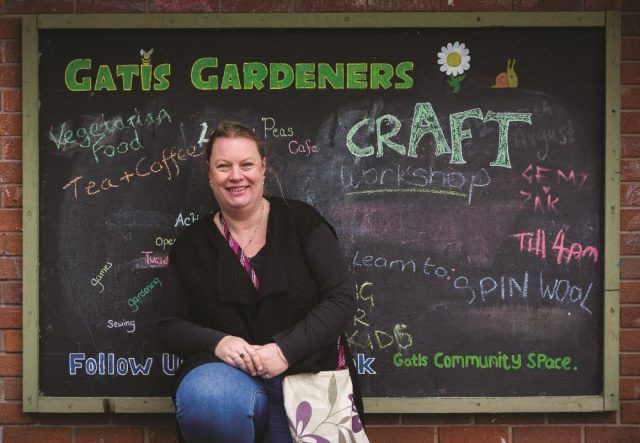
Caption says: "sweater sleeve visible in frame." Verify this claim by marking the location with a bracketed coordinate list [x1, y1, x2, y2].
[156, 248, 227, 359]
[273, 221, 355, 365]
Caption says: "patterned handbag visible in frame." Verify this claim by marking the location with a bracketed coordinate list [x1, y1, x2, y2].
[282, 339, 368, 443]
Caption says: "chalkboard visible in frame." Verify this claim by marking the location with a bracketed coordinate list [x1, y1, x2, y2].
[24, 13, 620, 413]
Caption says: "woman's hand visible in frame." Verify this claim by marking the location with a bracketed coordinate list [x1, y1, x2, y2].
[252, 343, 289, 379]
[214, 335, 263, 376]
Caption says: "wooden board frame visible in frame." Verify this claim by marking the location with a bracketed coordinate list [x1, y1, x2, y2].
[22, 11, 620, 413]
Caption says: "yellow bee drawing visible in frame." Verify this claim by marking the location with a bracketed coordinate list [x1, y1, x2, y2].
[139, 49, 154, 65]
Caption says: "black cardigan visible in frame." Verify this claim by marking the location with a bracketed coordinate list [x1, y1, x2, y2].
[156, 197, 363, 414]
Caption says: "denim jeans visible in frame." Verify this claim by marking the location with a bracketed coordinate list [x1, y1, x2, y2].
[175, 363, 293, 443]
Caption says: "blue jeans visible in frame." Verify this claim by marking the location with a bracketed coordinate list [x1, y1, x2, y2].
[176, 363, 293, 443]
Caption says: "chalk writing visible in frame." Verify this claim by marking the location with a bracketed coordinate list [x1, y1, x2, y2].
[519, 164, 588, 213]
[175, 211, 200, 227]
[288, 139, 318, 156]
[62, 146, 204, 201]
[390, 351, 577, 371]
[346, 281, 414, 353]
[434, 352, 523, 370]
[69, 353, 153, 376]
[340, 164, 490, 205]
[511, 228, 599, 265]
[155, 237, 175, 251]
[262, 117, 294, 139]
[346, 102, 532, 168]
[128, 277, 162, 312]
[49, 108, 172, 163]
[141, 251, 169, 268]
[106, 319, 136, 333]
[91, 261, 112, 293]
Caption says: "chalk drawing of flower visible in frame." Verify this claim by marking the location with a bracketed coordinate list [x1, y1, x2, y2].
[437, 41, 471, 93]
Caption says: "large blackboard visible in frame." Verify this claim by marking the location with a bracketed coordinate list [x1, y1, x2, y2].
[31, 17, 614, 410]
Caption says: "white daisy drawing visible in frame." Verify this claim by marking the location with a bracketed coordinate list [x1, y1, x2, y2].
[437, 41, 471, 77]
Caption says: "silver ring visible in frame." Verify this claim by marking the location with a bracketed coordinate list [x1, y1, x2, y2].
[264, 374, 270, 379]
[238, 352, 245, 358]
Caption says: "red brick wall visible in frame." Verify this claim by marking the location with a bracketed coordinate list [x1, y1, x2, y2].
[1, 1, 638, 442]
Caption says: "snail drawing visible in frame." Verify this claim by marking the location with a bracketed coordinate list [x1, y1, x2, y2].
[492, 58, 518, 88]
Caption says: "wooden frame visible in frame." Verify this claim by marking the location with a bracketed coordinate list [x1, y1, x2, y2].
[23, 11, 620, 413]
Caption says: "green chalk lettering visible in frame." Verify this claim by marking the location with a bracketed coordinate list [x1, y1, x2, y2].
[94, 65, 117, 91]
[449, 108, 483, 164]
[153, 63, 171, 91]
[394, 61, 414, 89]
[220, 64, 241, 90]
[243, 62, 268, 90]
[65, 58, 92, 91]
[347, 118, 375, 157]
[317, 63, 344, 89]
[116, 65, 139, 91]
[269, 63, 294, 89]
[484, 111, 533, 168]
[376, 114, 406, 157]
[295, 63, 316, 89]
[408, 102, 451, 158]
[370, 63, 393, 90]
[346, 63, 368, 89]
[191, 57, 218, 90]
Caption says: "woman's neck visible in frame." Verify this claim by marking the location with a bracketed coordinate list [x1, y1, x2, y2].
[219, 198, 266, 231]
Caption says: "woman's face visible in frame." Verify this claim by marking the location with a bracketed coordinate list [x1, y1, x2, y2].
[208, 136, 266, 213]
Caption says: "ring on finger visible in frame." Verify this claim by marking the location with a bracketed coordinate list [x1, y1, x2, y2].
[238, 352, 246, 358]
[232, 355, 241, 360]
[263, 373, 270, 379]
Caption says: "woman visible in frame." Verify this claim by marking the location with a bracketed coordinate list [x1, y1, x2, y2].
[157, 120, 361, 442]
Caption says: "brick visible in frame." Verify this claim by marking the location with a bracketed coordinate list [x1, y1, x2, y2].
[402, 414, 472, 425]
[0, 355, 19, 376]
[584, 0, 622, 9]
[621, 257, 640, 279]
[148, 427, 179, 443]
[0, 65, 21, 88]
[368, 426, 435, 443]
[0, 162, 21, 183]
[0, 402, 34, 424]
[548, 411, 617, 424]
[3, 41, 21, 64]
[368, 0, 438, 11]
[441, 0, 511, 11]
[38, 413, 111, 425]
[0, 17, 21, 39]
[623, 37, 640, 60]
[475, 413, 545, 424]
[294, 0, 366, 12]
[222, 0, 293, 11]
[623, 62, 640, 84]
[3, 89, 21, 112]
[76, 427, 145, 443]
[621, 401, 640, 423]
[622, 159, 640, 180]
[513, 426, 581, 443]
[0, 306, 21, 328]
[622, 306, 640, 328]
[621, 329, 640, 351]
[0, 114, 22, 136]
[586, 426, 640, 442]
[4, 0, 74, 13]
[622, 183, 640, 205]
[0, 208, 21, 231]
[0, 281, 21, 304]
[3, 427, 71, 442]
[622, 135, 640, 157]
[623, 14, 640, 36]
[622, 209, 640, 231]
[5, 234, 22, 256]
[439, 426, 509, 443]
[514, 0, 581, 11]
[622, 233, 640, 253]
[622, 112, 640, 133]
[2, 185, 22, 208]
[622, 353, 640, 375]
[0, 138, 21, 160]
[3, 330, 21, 352]
[623, 87, 640, 109]
[0, 257, 22, 279]
[621, 377, 640, 399]
[150, 0, 219, 11]
[3, 377, 21, 400]
[77, 0, 146, 12]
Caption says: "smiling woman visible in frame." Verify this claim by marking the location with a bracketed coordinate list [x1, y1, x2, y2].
[156, 120, 361, 442]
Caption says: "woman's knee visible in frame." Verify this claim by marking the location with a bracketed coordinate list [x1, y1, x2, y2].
[176, 363, 267, 440]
